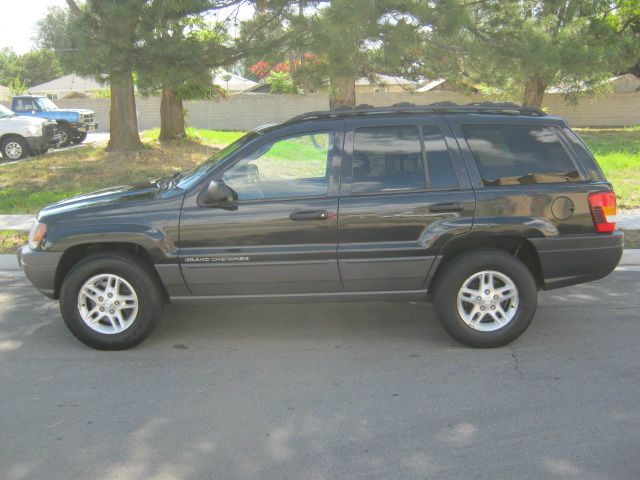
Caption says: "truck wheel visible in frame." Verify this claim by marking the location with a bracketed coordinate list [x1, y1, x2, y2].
[71, 132, 88, 144]
[1, 136, 30, 162]
[60, 253, 164, 350]
[57, 124, 71, 147]
[433, 249, 538, 348]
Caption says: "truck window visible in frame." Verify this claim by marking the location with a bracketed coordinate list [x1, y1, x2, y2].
[223, 131, 334, 201]
[14, 99, 34, 112]
[352, 125, 425, 194]
[462, 124, 584, 186]
[422, 125, 458, 190]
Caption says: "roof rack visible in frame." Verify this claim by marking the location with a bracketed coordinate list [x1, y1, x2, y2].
[285, 101, 546, 124]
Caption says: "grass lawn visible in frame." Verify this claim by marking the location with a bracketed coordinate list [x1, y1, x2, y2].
[0, 230, 28, 254]
[0, 127, 638, 214]
[576, 127, 640, 210]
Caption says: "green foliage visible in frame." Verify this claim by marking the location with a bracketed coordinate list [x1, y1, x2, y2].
[421, 0, 640, 105]
[8, 78, 28, 96]
[266, 71, 299, 94]
[0, 47, 63, 88]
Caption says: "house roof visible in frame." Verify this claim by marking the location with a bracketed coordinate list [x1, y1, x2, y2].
[547, 74, 640, 94]
[29, 74, 105, 93]
[415, 78, 448, 92]
[212, 70, 257, 91]
[355, 74, 417, 87]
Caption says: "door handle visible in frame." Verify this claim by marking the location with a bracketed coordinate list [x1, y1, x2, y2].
[429, 202, 464, 213]
[290, 210, 330, 221]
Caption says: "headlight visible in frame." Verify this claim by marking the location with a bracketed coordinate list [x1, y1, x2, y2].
[26, 124, 43, 136]
[28, 221, 47, 250]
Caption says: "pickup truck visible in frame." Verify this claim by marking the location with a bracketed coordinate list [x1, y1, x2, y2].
[0, 103, 60, 161]
[11, 95, 97, 147]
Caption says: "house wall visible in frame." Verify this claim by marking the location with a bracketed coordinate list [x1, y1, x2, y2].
[3, 90, 639, 131]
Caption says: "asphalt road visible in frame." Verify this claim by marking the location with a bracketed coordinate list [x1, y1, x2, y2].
[1, 268, 639, 480]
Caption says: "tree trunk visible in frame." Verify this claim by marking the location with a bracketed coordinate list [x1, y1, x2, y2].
[329, 76, 356, 109]
[159, 87, 186, 141]
[522, 77, 547, 109]
[107, 70, 142, 151]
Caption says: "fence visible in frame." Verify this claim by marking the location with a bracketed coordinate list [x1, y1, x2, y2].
[3, 90, 639, 131]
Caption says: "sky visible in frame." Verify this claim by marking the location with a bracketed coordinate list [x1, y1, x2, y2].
[0, 0, 254, 55]
[0, 0, 68, 54]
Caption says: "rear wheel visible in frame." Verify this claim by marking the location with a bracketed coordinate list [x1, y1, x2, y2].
[434, 249, 538, 348]
[1, 136, 30, 161]
[60, 253, 164, 350]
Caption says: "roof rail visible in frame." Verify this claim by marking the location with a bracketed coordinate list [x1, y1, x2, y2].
[285, 101, 546, 124]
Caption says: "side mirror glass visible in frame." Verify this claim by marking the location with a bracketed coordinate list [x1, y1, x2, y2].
[201, 179, 236, 206]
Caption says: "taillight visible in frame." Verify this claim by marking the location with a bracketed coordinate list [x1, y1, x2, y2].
[588, 191, 617, 233]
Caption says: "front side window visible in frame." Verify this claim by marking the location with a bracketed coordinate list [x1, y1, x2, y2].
[223, 131, 334, 201]
[462, 124, 582, 186]
[352, 125, 425, 194]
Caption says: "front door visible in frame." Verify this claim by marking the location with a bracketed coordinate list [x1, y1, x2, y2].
[179, 124, 343, 296]
[337, 116, 475, 291]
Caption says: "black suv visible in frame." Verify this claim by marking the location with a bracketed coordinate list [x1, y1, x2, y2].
[18, 103, 623, 350]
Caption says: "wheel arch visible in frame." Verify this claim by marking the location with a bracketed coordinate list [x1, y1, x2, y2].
[428, 234, 544, 294]
[54, 242, 168, 300]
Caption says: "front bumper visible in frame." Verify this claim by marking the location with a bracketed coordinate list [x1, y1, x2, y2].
[529, 230, 624, 290]
[17, 246, 63, 299]
[74, 122, 98, 133]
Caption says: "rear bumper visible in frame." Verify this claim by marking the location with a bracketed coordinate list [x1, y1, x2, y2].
[530, 230, 624, 290]
[17, 246, 63, 299]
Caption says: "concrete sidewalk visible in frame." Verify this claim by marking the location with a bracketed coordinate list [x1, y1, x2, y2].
[0, 215, 34, 231]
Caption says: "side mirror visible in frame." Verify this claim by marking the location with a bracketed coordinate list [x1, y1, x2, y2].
[200, 179, 236, 206]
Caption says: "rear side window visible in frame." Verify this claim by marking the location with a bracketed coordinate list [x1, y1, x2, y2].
[352, 125, 425, 194]
[462, 124, 583, 186]
[423, 125, 458, 190]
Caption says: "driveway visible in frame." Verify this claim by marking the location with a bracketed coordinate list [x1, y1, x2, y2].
[1, 268, 639, 480]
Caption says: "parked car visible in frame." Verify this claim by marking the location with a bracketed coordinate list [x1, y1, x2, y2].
[11, 95, 97, 146]
[18, 103, 623, 350]
[0, 104, 60, 161]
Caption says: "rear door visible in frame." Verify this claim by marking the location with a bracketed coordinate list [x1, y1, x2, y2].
[337, 115, 475, 292]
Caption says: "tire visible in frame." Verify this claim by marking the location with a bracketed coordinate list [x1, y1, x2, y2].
[57, 124, 71, 147]
[433, 249, 538, 348]
[1, 136, 30, 161]
[60, 253, 164, 350]
[72, 132, 88, 144]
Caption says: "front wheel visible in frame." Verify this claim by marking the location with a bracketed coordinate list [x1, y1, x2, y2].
[60, 253, 164, 350]
[1, 136, 30, 161]
[434, 249, 538, 348]
[57, 124, 71, 147]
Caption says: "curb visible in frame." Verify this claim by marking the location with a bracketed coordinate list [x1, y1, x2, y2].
[1, 250, 639, 272]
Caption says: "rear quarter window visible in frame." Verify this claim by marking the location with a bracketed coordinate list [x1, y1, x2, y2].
[462, 124, 584, 186]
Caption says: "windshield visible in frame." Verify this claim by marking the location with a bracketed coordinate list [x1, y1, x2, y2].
[36, 97, 59, 111]
[176, 131, 261, 189]
[0, 104, 15, 118]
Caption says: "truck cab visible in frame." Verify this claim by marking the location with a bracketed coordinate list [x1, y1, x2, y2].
[11, 95, 97, 146]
